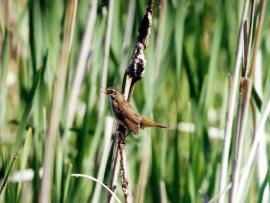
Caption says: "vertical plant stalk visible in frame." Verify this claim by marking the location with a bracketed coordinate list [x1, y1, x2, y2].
[237, 94, 270, 201]
[135, 133, 151, 203]
[160, 181, 169, 203]
[107, 1, 153, 202]
[173, 1, 185, 200]
[123, 0, 153, 102]
[0, 0, 10, 132]
[0, 32, 9, 129]
[107, 138, 120, 203]
[230, 0, 266, 202]
[118, 131, 131, 202]
[199, 2, 266, 201]
[66, 0, 98, 130]
[108, 2, 136, 198]
[236, 0, 267, 201]
[91, 116, 114, 203]
[98, 0, 115, 117]
[218, 1, 249, 202]
[229, 78, 251, 203]
[119, 0, 136, 74]
[153, 0, 166, 74]
[248, 0, 266, 80]
[254, 52, 269, 202]
[39, 1, 78, 203]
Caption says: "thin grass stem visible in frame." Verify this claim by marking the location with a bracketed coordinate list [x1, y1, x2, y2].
[65, 0, 98, 130]
[217, 1, 250, 202]
[119, 0, 136, 75]
[39, 1, 78, 202]
[92, 116, 114, 203]
[98, 0, 115, 117]
[71, 174, 122, 203]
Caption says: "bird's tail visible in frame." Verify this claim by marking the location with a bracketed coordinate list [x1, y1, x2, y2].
[142, 117, 168, 129]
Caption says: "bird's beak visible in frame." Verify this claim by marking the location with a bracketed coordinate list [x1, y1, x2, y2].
[100, 87, 108, 94]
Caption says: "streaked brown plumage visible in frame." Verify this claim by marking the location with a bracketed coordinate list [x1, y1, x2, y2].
[102, 87, 167, 135]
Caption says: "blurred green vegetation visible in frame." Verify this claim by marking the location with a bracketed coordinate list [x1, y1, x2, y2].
[0, 0, 270, 202]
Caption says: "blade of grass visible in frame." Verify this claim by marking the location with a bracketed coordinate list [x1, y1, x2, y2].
[204, 4, 223, 108]
[55, 138, 64, 203]
[119, 0, 136, 75]
[71, 174, 122, 203]
[65, 0, 98, 131]
[91, 116, 114, 203]
[254, 50, 269, 202]
[237, 79, 270, 203]
[62, 163, 73, 203]
[229, 78, 251, 202]
[135, 130, 151, 203]
[173, 0, 185, 200]
[98, 0, 115, 117]
[39, 1, 78, 202]
[218, 1, 249, 202]
[258, 168, 270, 203]
[234, 1, 267, 201]
[16, 128, 32, 200]
[0, 62, 46, 194]
[0, 31, 9, 128]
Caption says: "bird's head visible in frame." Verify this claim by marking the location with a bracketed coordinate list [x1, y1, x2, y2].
[101, 87, 121, 100]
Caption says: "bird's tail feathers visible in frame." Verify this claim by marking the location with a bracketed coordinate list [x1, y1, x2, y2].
[142, 117, 168, 129]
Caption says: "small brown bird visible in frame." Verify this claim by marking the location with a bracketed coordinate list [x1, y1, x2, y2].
[102, 87, 167, 135]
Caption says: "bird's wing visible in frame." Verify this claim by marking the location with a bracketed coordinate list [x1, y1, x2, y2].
[119, 101, 142, 135]
[124, 117, 140, 134]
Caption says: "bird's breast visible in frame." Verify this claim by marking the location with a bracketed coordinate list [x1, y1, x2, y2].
[110, 100, 122, 119]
